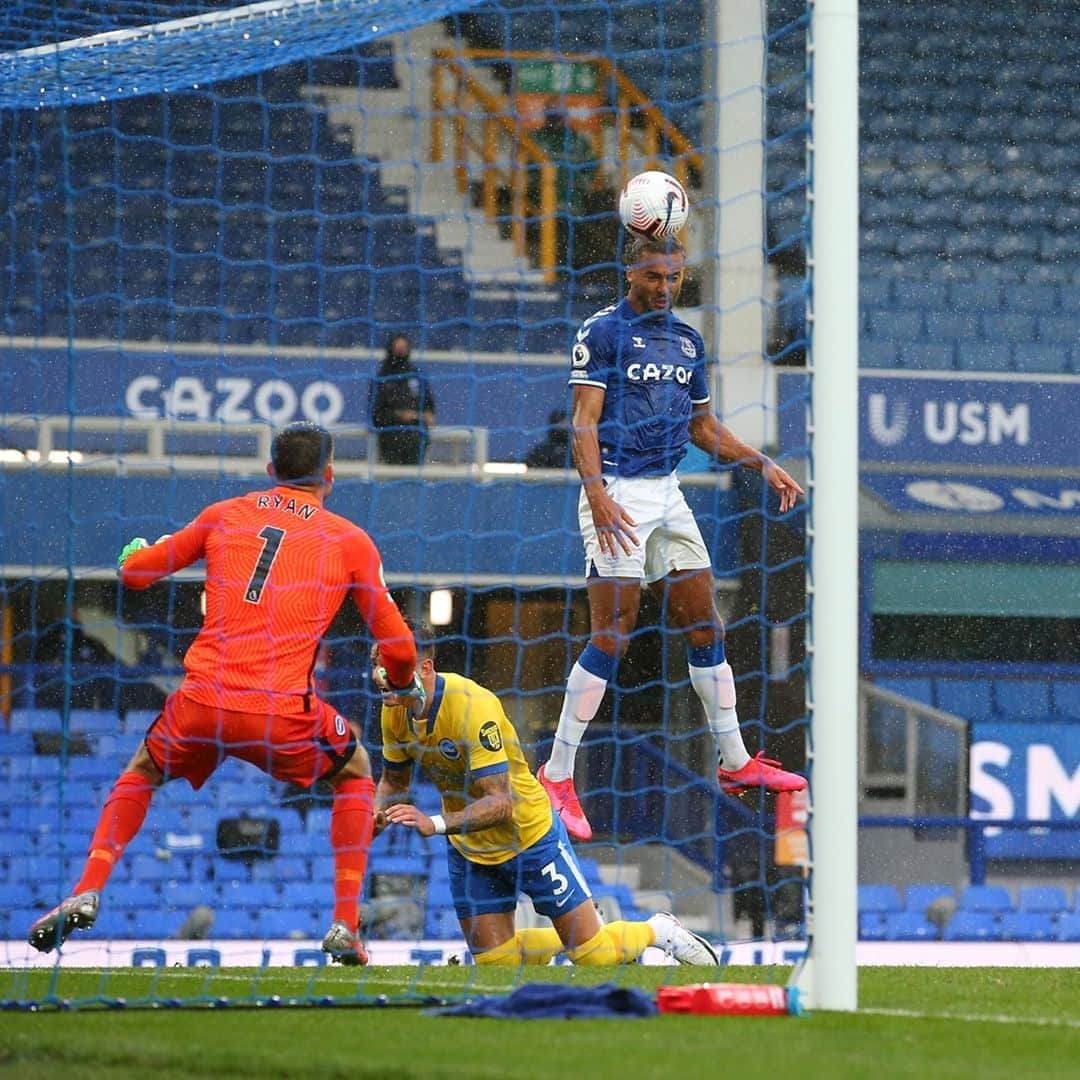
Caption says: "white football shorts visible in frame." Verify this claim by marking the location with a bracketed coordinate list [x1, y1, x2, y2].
[578, 473, 712, 584]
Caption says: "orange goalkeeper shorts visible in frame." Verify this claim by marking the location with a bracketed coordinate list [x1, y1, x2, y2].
[143, 689, 356, 790]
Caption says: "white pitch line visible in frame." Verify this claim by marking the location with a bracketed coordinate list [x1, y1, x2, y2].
[860, 1006, 1080, 1030]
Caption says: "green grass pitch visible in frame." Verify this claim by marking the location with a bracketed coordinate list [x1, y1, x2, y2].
[0, 966, 1078, 1079]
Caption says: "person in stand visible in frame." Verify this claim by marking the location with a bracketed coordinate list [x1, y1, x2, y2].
[524, 408, 572, 469]
[368, 334, 436, 465]
[28, 421, 422, 965]
[537, 235, 808, 841]
[372, 619, 719, 967]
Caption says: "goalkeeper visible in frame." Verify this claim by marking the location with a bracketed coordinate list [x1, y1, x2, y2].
[29, 421, 419, 965]
[373, 619, 718, 967]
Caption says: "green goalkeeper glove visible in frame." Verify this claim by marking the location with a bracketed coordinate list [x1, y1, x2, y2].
[375, 667, 427, 712]
[117, 537, 149, 570]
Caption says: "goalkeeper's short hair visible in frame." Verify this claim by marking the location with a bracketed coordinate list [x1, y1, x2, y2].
[271, 421, 333, 483]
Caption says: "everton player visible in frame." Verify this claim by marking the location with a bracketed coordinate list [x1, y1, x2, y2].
[29, 421, 420, 965]
[373, 620, 718, 966]
[538, 236, 807, 841]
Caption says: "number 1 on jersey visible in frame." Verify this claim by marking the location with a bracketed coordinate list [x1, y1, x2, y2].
[245, 525, 285, 604]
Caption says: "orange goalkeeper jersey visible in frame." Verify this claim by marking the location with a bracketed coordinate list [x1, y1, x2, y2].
[119, 484, 415, 714]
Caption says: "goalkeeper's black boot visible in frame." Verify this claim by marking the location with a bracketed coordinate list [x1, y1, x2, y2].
[28, 890, 100, 953]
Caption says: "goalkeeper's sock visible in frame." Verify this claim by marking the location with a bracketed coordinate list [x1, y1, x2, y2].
[74, 770, 155, 893]
[473, 928, 564, 966]
[566, 921, 654, 965]
[688, 646, 751, 772]
[546, 644, 615, 782]
[330, 776, 375, 931]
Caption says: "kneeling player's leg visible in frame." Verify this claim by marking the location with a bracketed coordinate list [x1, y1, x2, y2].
[552, 901, 655, 965]
[463, 911, 564, 966]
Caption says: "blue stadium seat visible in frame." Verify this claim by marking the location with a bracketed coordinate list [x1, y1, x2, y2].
[257, 908, 318, 939]
[1051, 680, 1080, 719]
[891, 279, 944, 309]
[90, 908, 136, 939]
[1012, 343, 1069, 373]
[424, 905, 461, 940]
[207, 908, 258, 939]
[1017, 885, 1070, 915]
[904, 884, 956, 913]
[942, 912, 1001, 942]
[997, 911, 1058, 946]
[68, 710, 120, 736]
[27, 756, 63, 786]
[993, 680, 1051, 720]
[0, 882, 40, 909]
[370, 854, 426, 877]
[859, 912, 888, 941]
[1002, 282, 1058, 313]
[955, 340, 1012, 372]
[883, 912, 938, 941]
[162, 880, 214, 911]
[858, 884, 903, 914]
[180, 806, 221, 837]
[0, 731, 35, 756]
[924, 310, 980, 341]
[865, 309, 924, 341]
[860, 278, 892, 307]
[130, 853, 175, 885]
[309, 854, 334, 882]
[999, 913, 1056, 942]
[859, 340, 898, 368]
[935, 679, 993, 719]
[899, 342, 954, 370]
[10, 709, 61, 734]
[0, 829, 37, 855]
[947, 281, 1001, 312]
[250, 855, 311, 884]
[959, 884, 1013, 914]
[277, 881, 326, 910]
[1056, 913, 1080, 942]
[1036, 314, 1078, 344]
[122, 709, 161, 734]
[981, 312, 1037, 341]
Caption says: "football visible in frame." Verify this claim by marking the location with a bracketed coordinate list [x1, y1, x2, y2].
[618, 170, 690, 238]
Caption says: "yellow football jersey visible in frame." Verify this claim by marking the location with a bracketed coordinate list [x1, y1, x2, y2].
[380, 672, 552, 865]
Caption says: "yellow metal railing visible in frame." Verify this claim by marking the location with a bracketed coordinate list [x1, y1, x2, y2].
[431, 49, 701, 281]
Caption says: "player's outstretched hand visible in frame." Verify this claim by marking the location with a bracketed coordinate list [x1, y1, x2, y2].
[117, 537, 148, 571]
[382, 803, 439, 837]
[763, 460, 805, 514]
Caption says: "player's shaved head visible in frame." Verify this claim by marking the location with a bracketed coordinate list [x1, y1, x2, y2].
[271, 421, 333, 484]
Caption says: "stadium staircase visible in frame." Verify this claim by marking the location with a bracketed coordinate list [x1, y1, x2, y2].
[314, 20, 549, 288]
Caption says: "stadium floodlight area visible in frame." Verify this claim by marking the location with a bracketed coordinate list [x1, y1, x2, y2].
[0, 0, 839, 1009]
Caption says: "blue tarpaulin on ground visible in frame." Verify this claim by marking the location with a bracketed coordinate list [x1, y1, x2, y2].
[431, 982, 658, 1019]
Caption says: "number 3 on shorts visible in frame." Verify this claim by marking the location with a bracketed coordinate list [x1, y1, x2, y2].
[542, 840, 590, 907]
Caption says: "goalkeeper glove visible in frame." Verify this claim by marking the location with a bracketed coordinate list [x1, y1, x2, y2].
[117, 537, 148, 570]
[375, 667, 427, 712]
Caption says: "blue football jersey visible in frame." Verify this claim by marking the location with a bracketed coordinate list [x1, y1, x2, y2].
[568, 298, 710, 477]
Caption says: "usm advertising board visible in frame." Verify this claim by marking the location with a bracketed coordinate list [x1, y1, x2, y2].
[780, 369, 1080, 861]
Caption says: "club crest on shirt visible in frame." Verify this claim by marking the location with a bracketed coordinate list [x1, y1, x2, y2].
[679, 336, 697, 358]
[478, 721, 503, 752]
[438, 738, 460, 760]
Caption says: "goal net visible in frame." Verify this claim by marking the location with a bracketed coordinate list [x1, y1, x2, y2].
[0, 0, 818, 1008]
